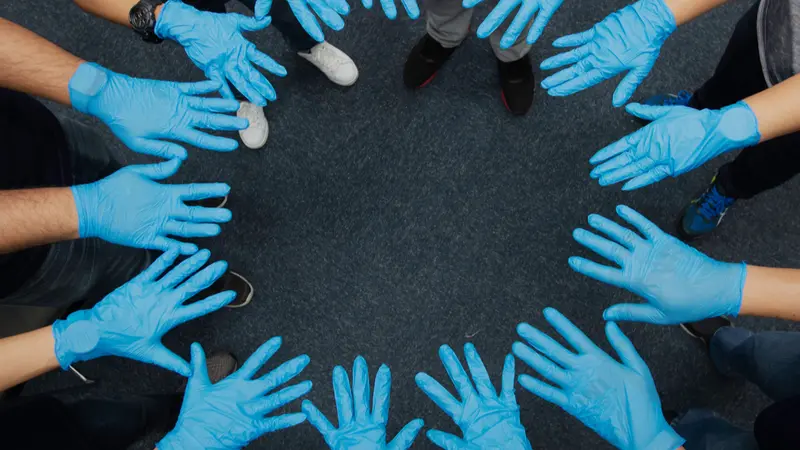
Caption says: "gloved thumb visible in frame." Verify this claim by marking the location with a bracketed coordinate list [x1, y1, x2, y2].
[612, 66, 650, 107]
[125, 158, 182, 180]
[188, 342, 212, 385]
[625, 103, 674, 122]
[238, 14, 272, 31]
[427, 429, 474, 450]
[254, 0, 272, 19]
[603, 303, 671, 325]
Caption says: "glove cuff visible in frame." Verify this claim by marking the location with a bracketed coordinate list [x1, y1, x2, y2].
[718, 101, 762, 149]
[644, 427, 685, 450]
[154, 0, 196, 42]
[70, 183, 100, 238]
[724, 262, 748, 317]
[639, 0, 678, 37]
[68, 62, 109, 114]
[52, 315, 101, 369]
[157, 428, 204, 450]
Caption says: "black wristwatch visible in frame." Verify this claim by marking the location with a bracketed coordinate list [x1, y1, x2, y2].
[130, 0, 166, 43]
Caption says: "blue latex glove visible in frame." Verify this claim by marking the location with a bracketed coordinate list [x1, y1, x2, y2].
[513, 307, 685, 450]
[71, 159, 232, 255]
[540, 0, 676, 106]
[569, 205, 747, 325]
[156, 0, 287, 107]
[590, 102, 761, 190]
[302, 356, 424, 450]
[158, 339, 312, 449]
[416, 344, 532, 450]
[255, 0, 349, 43]
[52, 249, 235, 375]
[464, 0, 564, 48]
[69, 62, 246, 160]
[360, 0, 419, 20]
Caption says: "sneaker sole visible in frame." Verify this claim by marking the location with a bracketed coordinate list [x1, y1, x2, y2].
[224, 271, 254, 309]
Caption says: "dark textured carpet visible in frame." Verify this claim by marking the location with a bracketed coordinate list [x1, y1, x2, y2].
[4, 0, 800, 448]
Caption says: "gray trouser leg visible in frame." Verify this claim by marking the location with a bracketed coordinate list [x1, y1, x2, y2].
[425, 0, 533, 62]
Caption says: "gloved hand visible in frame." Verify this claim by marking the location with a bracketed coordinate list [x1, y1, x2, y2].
[464, 0, 564, 48]
[513, 307, 685, 450]
[158, 339, 312, 450]
[52, 249, 235, 375]
[540, 0, 676, 106]
[155, 0, 287, 107]
[360, 0, 419, 20]
[302, 356, 424, 450]
[255, 0, 349, 43]
[71, 159, 232, 255]
[416, 344, 532, 450]
[569, 205, 747, 325]
[68, 62, 247, 160]
[590, 102, 761, 190]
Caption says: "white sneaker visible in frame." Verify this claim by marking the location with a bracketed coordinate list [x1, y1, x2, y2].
[298, 42, 359, 87]
[237, 102, 268, 149]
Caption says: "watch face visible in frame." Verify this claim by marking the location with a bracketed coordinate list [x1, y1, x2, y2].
[130, 3, 154, 31]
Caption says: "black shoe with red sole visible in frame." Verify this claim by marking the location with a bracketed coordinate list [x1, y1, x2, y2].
[404, 34, 458, 89]
[498, 55, 535, 116]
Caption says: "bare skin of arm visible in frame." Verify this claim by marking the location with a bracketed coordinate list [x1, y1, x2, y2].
[0, 18, 84, 105]
[73, 0, 164, 28]
[0, 188, 79, 254]
[739, 266, 800, 321]
[0, 326, 60, 392]
[743, 73, 800, 142]
[663, 0, 730, 25]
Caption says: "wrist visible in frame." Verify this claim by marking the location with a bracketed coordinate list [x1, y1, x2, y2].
[68, 62, 110, 115]
[717, 102, 761, 150]
[70, 183, 101, 238]
[638, 0, 678, 37]
[716, 261, 747, 317]
[154, 1, 195, 41]
[157, 427, 202, 450]
[52, 312, 102, 369]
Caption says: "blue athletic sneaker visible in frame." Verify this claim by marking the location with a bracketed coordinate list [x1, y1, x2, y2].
[641, 90, 694, 107]
[678, 176, 736, 240]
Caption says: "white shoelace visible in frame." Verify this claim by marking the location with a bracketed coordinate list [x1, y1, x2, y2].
[310, 44, 348, 72]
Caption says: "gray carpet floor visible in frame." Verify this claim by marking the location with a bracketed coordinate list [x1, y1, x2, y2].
[4, 0, 800, 448]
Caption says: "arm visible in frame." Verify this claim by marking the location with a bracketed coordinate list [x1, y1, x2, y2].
[663, 0, 728, 25]
[0, 188, 78, 254]
[745, 73, 800, 142]
[0, 18, 83, 105]
[73, 0, 162, 28]
[740, 266, 800, 321]
[0, 327, 59, 392]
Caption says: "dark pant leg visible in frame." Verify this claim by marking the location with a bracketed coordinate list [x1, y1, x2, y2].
[0, 118, 151, 309]
[710, 327, 800, 402]
[184, 0, 229, 13]
[689, 1, 800, 200]
[237, 0, 318, 51]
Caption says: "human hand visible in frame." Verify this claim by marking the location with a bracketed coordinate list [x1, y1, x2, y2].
[465, 0, 563, 48]
[52, 249, 235, 375]
[256, 0, 350, 43]
[540, 0, 676, 106]
[71, 159, 231, 255]
[514, 307, 685, 450]
[416, 344, 532, 450]
[302, 356, 424, 450]
[589, 102, 761, 190]
[156, 0, 287, 106]
[68, 62, 247, 160]
[569, 205, 746, 325]
[158, 339, 311, 449]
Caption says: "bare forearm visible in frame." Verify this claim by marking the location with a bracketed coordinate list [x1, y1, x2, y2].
[663, 0, 729, 25]
[0, 188, 79, 254]
[73, 0, 165, 28]
[743, 73, 800, 142]
[0, 18, 84, 105]
[0, 326, 60, 392]
[739, 265, 800, 321]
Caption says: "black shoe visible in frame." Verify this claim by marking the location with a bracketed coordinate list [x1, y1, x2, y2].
[194, 270, 254, 308]
[185, 195, 228, 209]
[497, 55, 535, 116]
[403, 34, 458, 89]
[680, 316, 732, 350]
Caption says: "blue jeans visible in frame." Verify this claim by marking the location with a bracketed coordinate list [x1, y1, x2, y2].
[0, 118, 150, 309]
[674, 327, 800, 450]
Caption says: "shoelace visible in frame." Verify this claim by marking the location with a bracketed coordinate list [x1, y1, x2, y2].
[240, 104, 264, 128]
[664, 90, 692, 106]
[698, 186, 735, 220]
